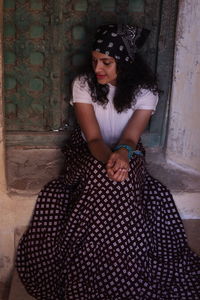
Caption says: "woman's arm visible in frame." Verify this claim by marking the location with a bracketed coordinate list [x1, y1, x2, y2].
[106, 109, 153, 181]
[118, 109, 153, 148]
[74, 103, 112, 163]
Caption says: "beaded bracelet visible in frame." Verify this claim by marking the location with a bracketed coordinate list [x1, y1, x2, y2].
[113, 144, 143, 159]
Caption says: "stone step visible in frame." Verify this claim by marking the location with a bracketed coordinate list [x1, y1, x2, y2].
[4, 152, 200, 300]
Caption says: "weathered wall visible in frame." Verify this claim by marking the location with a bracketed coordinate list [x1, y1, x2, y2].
[0, 0, 6, 192]
[0, 146, 64, 286]
[0, 0, 13, 288]
[7, 148, 64, 192]
[167, 0, 200, 173]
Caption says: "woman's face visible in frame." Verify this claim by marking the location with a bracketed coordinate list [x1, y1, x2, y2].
[92, 51, 117, 85]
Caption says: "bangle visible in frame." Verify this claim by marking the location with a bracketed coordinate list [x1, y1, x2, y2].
[113, 144, 143, 159]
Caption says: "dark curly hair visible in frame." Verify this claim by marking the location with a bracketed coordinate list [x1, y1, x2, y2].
[76, 53, 159, 113]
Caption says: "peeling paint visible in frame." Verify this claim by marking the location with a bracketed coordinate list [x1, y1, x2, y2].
[0, 256, 11, 269]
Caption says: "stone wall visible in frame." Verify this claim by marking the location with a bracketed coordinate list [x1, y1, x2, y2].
[167, 0, 200, 173]
[7, 148, 64, 193]
[0, 0, 11, 285]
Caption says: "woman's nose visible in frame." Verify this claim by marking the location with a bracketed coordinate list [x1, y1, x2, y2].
[94, 61, 102, 73]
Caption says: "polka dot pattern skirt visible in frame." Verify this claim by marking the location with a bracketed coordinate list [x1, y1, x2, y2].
[16, 128, 200, 299]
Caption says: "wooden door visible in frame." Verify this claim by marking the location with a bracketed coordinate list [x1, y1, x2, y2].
[4, 0, 178, 147]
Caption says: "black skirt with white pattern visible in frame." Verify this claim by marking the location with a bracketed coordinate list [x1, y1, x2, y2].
[16, 127, 200, 300]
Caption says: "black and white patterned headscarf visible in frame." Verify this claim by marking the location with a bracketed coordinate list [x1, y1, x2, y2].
[92, 24, 149, 64]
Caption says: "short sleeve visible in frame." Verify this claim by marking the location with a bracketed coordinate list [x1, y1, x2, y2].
[70, 76, 93, 106]
[134, 89, 159, 114]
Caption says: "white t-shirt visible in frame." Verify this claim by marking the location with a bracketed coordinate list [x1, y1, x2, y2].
[71, 77, 158, 146]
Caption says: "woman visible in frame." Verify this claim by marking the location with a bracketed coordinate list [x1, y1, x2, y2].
[16, 25, 200, 300]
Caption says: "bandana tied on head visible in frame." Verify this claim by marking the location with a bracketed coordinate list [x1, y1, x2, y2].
[92, 24, 149, 64]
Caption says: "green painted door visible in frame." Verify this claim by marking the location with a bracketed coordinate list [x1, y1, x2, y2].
[4, 0, 178, 147]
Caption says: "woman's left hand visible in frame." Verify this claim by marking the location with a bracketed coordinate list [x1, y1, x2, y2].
[106, 149, 129, 182]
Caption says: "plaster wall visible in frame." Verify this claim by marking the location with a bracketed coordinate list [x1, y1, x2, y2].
[167, 0, 200, 173]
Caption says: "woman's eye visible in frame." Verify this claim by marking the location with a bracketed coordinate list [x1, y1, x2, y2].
[92, 59, 112, 66]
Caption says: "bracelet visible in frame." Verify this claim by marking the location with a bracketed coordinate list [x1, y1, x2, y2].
[113, 144, 143, 159]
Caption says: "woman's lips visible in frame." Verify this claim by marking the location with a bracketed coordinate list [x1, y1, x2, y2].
[96, 74, 106, 79]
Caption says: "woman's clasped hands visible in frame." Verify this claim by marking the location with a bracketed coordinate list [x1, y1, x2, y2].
[106, 149, 130, 182]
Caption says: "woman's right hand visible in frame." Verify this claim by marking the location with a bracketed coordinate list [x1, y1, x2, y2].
[106, 149, 129, 182]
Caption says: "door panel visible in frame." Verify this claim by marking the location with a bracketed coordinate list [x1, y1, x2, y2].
[4, 0, 55, 131]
